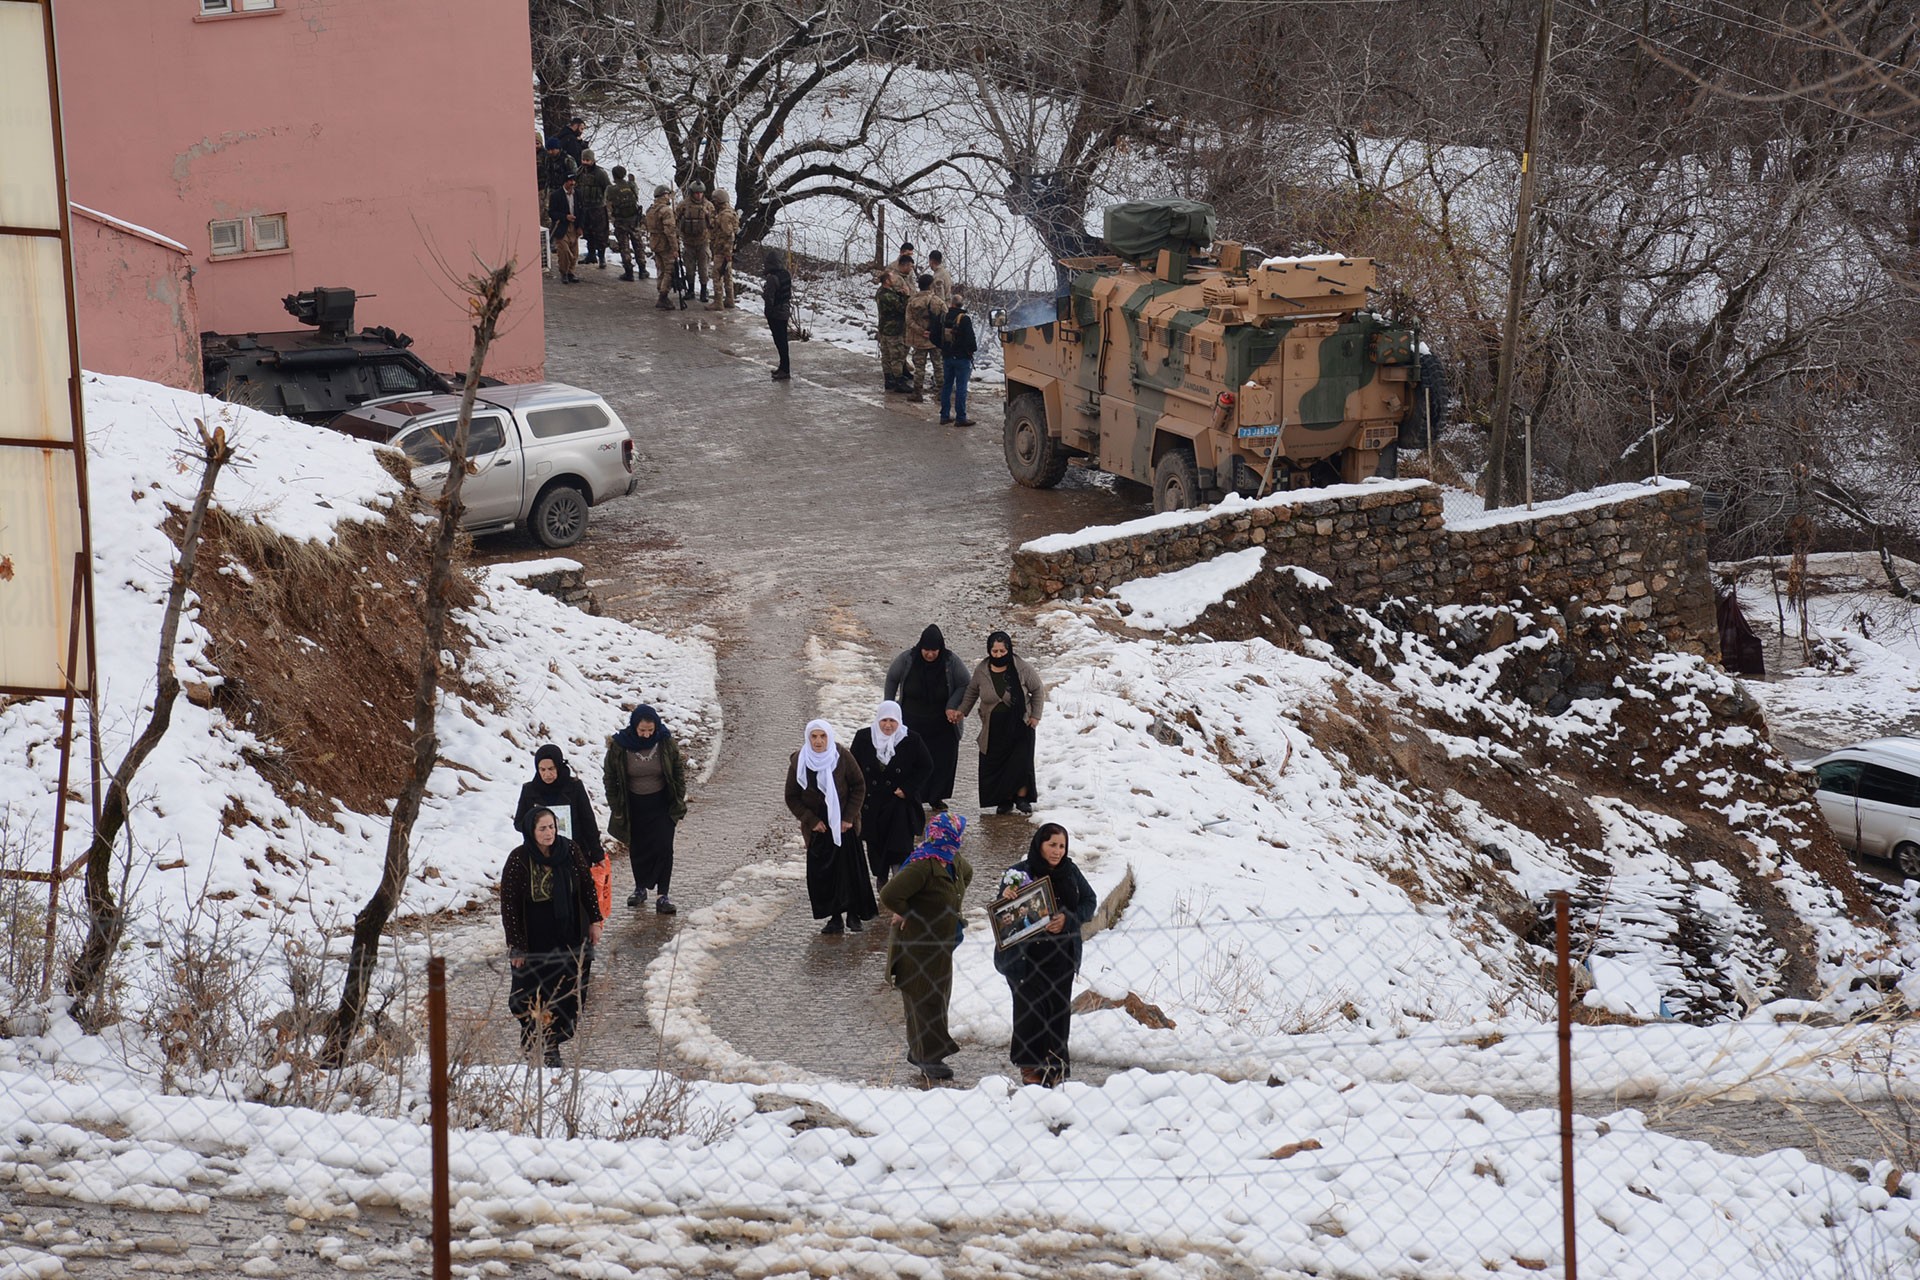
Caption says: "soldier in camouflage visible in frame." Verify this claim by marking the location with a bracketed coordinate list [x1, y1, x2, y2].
[644, 185, 679, 310]
[574, 150, 612, 269]
[609, 167, 646, 282]
[676, 181, 715, 304]
[705, 190, 740, 310]
[875, 268, 910, 393]
[903, 273, 941, 404]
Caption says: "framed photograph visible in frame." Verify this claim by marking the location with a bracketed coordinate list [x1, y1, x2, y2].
[990, 876, 1058, 951]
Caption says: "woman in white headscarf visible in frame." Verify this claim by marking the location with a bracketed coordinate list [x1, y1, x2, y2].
[785, 719, 872, 934]
[851, 699, 934, 891]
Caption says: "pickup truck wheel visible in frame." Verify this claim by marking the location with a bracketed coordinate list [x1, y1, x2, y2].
[1004, 391, 1068, 489]
[1895, 841, 1920, 880]
[1152, 446, 1201, 513]
[532, 483, 588, 549]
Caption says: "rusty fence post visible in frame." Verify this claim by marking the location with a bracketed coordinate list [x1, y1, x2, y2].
[1553, 890, 1578, 1280]
[428, 955, 451, 1280]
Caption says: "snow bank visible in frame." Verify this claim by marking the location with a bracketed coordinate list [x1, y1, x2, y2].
[1109, 547, 1266, 630]
[0, 374, 717, 968]
[1445, 478, 1690, 532]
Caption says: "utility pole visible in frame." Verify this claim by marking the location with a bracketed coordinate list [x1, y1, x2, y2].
[1485, 0, 1556, 510]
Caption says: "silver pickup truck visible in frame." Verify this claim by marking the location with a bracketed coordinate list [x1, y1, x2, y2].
[332, 383, 637, 547]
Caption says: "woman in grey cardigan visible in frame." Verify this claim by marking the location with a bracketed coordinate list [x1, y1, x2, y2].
[957, 630, 1047, 814]
[883, 624, 971, 810]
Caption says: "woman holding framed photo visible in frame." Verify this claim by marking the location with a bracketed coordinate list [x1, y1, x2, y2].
[995, 823, 1096, 1087]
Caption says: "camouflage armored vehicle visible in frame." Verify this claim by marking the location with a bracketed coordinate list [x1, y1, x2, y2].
[998, 201, 1444, 512]
[202, 287, 468, 423]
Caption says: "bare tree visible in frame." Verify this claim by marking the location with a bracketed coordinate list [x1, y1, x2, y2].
[68, 418, 236, 1027]
[537, 1, 988, 246]
[324, 260, 516, 1064]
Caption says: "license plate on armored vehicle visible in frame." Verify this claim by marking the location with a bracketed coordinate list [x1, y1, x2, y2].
[1236, 424, 1281, 438]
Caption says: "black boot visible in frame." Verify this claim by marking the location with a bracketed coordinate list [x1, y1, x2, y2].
[821, 914, 844, 935]
[619, 268, 635, 281]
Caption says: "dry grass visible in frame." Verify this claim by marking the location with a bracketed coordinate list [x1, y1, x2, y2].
[181, 493, 494, 821]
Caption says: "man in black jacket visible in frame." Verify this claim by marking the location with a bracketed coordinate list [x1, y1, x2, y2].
[938, 291, 977, 425]
[763, 248, 793, 381]
[547, 176, 581, 284]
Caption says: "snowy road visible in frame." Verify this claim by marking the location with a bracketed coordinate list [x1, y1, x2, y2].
[458, 270, 1140, 1086]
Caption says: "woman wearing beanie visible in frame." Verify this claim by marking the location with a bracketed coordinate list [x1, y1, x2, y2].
[882, 623, 970, 810]
[603, 704, 688, 913]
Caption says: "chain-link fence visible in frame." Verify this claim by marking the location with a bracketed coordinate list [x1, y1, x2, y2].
[4, 880, 1917, 1279]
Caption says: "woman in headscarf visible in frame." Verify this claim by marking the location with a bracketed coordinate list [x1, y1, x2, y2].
[883, 624, 970, 810]
[878, 811, 975, 1080]
[957, 630, 1048, 814]
[785, 719, 872, 934]
[500, 806, 604, 1067]
[850, 700, 933, 889]
[515, 744, 608, 984]
[603, 704, 688, 914]
[995, 823, 1096, 1086]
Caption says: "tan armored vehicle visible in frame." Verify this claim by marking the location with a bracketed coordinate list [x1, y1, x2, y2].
[998, 201, 1443, 511]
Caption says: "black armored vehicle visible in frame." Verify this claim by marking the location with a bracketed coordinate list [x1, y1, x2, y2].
[201, 287, 472, 423]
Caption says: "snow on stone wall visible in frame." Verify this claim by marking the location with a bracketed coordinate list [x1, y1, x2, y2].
[1011, 480, 1718, 656]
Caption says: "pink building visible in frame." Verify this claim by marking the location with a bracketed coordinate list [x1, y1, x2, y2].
[56, 0, 545, 387]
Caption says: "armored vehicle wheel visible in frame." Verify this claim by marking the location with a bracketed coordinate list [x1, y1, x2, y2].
[1004, 392, 1069, 489]
[1397, 351, 1451, 450]
[1152, 446, 1201, 513]
[532, 482, 589, 549]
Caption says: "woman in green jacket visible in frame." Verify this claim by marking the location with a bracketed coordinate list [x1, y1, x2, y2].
[603, 704, 688, 914]
[877, 810, 974, 1080]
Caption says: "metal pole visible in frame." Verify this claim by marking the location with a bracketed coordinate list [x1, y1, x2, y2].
[428, 956, 451, 1280]
[1424, 387, 1435, 458]
[1524, 413, 1534, 510]
[1649, 389, 1660, 481]
[1554, 890, 1578, 1280]
[875, 205, 885, 270]
[1484, 0, 1557, 509]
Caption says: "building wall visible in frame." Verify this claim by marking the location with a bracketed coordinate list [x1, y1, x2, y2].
[1010, 480, 1720, 656]
[69, 208, 201, 390]
[55, 0, 544, 384]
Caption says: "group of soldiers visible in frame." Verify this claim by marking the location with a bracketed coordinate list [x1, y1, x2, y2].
[874, 245, 963, 404]
[536, 121, 739, 311]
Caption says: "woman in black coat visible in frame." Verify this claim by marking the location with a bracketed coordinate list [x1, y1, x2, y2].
[785, 719, 873, 934]
[850, 700, 933, 889]
[501, 807, 604, 1068]
[995, 822, 1096, 1086]
[513, 743, 603, 857]
[882, 624, 970, 810]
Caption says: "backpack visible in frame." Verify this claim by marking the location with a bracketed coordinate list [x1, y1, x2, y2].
[610, 181, 640, 219]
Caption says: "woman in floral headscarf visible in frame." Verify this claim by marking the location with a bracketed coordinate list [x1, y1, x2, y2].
[877, 811, 975, 1080]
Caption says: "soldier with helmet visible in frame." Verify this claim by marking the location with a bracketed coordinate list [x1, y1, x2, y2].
[706, 189, 740, 310]
[677, 180, 715, 304]
[608, 167, 646, 282]
[643, 184, 680, 310]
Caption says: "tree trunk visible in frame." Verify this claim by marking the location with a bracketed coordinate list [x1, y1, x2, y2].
[68, 421, 235, 1027]
[323, 261, 518, 1065]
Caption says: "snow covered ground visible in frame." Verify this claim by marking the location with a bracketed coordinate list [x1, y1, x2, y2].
[0, 374, 717, 989]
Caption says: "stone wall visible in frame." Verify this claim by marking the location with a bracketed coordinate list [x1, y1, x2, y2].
[1011, 479, 1718, 654]
[492, 560, 600, 615]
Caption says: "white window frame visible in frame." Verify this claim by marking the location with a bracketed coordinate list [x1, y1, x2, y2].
[208, 218, 244, 257]
[250, 213, 287, 252]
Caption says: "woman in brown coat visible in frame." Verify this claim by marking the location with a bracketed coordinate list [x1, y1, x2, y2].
[785, 719, 874, 934]
[957, 630, 1048, 814]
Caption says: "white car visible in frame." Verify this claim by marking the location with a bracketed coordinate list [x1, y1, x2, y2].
[1809, 738, 1920, 879]
[333, 383, 637, 548]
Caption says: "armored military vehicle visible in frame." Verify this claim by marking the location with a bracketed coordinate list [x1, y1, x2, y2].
[998, 201, 1445, 512]
[202, 287, 466, 423]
